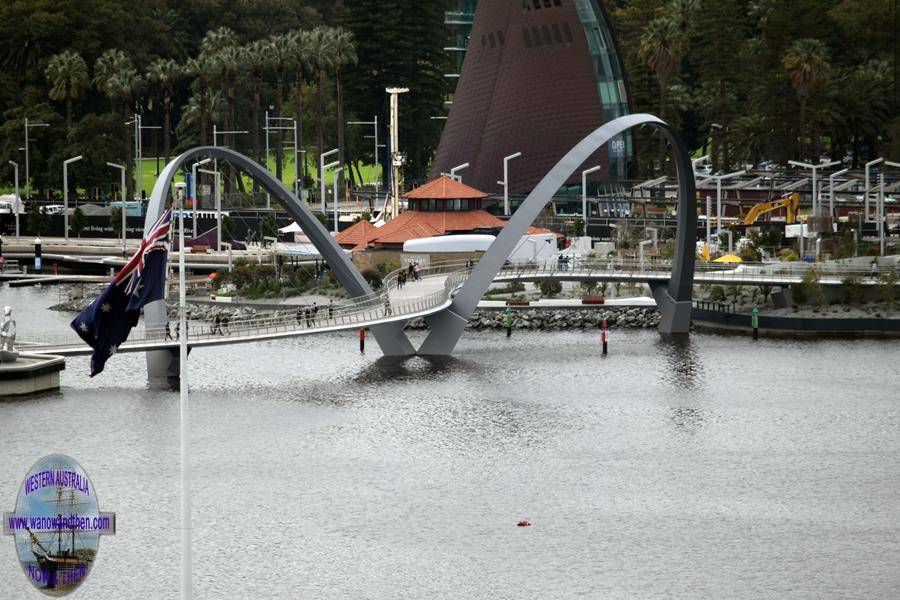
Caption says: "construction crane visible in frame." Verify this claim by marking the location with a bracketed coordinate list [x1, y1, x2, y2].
[741, 192, 799, 225]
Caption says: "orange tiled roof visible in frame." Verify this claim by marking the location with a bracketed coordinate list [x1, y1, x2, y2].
[402, 176, 488, 200]
[370, 210, 507, 247]
[333, 220, 380, 250]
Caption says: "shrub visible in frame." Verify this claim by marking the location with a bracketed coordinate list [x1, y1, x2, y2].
[707, 286, 726, 302]
[778, 248, 799, 262]
[362, 269, 382, 289]
[539, 280, 562, 298]
[799, 268, 825, 306]
[72, 207, 87, 238]
[841, 273, 863, 304]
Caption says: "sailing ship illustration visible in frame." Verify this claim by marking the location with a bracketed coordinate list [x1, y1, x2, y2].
[23, 486, 94, 593]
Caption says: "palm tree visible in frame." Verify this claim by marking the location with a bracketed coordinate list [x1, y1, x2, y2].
[267, 33, 295, 183]
[145, 58, 182, 163]
[94, 50, 141, 200]
[309, 27, 335, 192]
[639, 16, 686, 168]
[782, 38, 830, 159]
[45, 50, 89, 131]
[94, 49, 130, 114]
[330, 28, 358, 188]
[184, 54, 217, 144]
[244, 40, 269, 166]
[201, 28, 240, 145]
[639, 16, 686, 123]
[288, 30, 312, 182]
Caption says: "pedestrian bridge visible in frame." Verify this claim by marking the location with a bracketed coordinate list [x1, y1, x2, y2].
[20, 260, 892, 357]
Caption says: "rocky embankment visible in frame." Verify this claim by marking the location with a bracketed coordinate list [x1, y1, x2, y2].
[407, 307, 661, 330]
[50, 295, 661, 330]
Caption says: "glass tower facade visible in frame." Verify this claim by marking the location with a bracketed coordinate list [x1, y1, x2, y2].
[443, 0, 632, 180]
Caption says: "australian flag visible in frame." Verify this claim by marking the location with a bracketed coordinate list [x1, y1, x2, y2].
[71, 210, 172, 376]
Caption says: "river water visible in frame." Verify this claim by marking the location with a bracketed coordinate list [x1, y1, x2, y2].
[1, 286, 898, 599]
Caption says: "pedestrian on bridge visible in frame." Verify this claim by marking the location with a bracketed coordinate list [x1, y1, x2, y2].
[305, 307, 312, 327]
[296, 307, 303, 326]
[384, 297, 393, 316]
[165, 322, 173, 340]
[312, 302, 319, 324]
[328, 300, 334, 320]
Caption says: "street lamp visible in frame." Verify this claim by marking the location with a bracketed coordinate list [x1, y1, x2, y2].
[191, 158, 212, 239]
[581, 165, 602, 226]
[449, 162, 469, 182]
[707, 169, 746, 238]
[827, 168, 849, 219]
[322, 159, 340, 231]
[864, 158, 884, 222]
[497, 152, 522, 216]
[62, 155, 83, 241]
[8, 161, 19, 240]
[198, 167, 222, 251]
[319, 148, 338, 213]
[107, 162, 127, 252]
[332, 166, 343, 235]
[788, 159, 841, 218]
[348, 117, 380, 201]
[879, 161, 900, 256]
[24, 118, 49, 201]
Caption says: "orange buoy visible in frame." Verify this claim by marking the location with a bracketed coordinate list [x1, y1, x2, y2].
[517, 520, 531, 527]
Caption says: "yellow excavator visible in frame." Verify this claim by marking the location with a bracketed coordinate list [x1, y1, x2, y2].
[741, 192, 799, 225]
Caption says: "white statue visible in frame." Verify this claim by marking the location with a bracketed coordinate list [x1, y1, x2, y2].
[1, 306, 16, 356]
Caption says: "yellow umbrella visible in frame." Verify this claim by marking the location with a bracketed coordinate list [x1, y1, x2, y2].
[714, 254, 743, 263]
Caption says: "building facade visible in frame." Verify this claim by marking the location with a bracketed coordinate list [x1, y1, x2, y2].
[434, 0, 632, 196]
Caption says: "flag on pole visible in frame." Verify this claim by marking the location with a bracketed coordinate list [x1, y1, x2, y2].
[71, 210, 172, 376]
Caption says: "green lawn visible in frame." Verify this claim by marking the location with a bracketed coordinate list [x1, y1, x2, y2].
[137, 153, 383, 197]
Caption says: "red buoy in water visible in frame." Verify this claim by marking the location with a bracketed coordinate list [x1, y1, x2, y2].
[517, 520, 531, 527]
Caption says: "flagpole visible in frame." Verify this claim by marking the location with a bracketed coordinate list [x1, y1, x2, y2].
[178, 195, 192, 600]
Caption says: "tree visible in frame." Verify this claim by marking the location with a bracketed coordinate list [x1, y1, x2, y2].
[267, 33, 294, 183]
[259, 213, 278, 240]
[309, 27, 334, 192]
[841, 273, 863, 304]
[782, 39, 830, 159]
[71, 207, 87, 237]
[639, 15, 686, 167]
[288, 30, 312, 181]
[110, 206, 123, 237]
[44, 50, 89, 132]
[243, 40, 269, 166]
[330, 27, 357, 189]
[221, 214, 235, 241]
[145, 58, 183, 164]
[26, 203, 49, 235]
[875, 271, 897, 311]
[94, 50, 141, 202]
[539, 280, 562, 298]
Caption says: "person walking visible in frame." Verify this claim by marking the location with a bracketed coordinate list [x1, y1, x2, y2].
[871, 258, 878, 278]
[407, 262, 415, 281]
[221, 314, 229, 334]
[305, 307, 312, 327]
[165, 322, 173, 340]
[175, 321, 180, 340]
[213, 314, 221, 335]
[413, 262, 420, 281]
[328, 300, 334, 320]
[312, 302, 319, 324]
[296, 307, 303, 326]
[383, 296, 393, 316]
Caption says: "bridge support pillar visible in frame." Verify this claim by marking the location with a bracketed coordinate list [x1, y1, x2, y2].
[369, 321, 417, 356]
[417, 308, 469, 356]
[650, 283, 692, 334]
[147, 348, 179, 387]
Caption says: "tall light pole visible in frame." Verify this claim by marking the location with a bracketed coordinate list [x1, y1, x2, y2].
[864, 158, 884, 222]
[332, 166, 343, 235]
[386, 87, 409, 219]
[581, 165, 602, 227]
[449, 162, 469, 182]
[198, 167, 222, 251]
[707, 169, 746, 238]
[322, 159, 340, 231]
[319, 149, 338, 214]
[880, 161, 900, 256]
[24, 118, 49, 200]
[827, 168, 849, 219]
[107, 162, 127, 252]
[191, 158, 212, 240]
[789, 160, 841, 257]
[348, 117, 380, 201]
[62, 155, 83, 241]
[789, 159, 841, 218]
[8, 161, 19, 240]
[498, 152, 522, 216]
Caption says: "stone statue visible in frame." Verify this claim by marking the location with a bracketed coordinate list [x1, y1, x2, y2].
[0, 306, 17, 362]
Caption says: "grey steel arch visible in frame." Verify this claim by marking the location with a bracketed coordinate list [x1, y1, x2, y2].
[141, 146, 415, 381]
[418, 114, 697, 355]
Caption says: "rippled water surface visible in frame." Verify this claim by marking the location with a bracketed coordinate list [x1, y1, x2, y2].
[1, 286, 899, 599]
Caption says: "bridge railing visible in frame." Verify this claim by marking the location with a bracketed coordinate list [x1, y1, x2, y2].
[23, 267, 470, 351]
